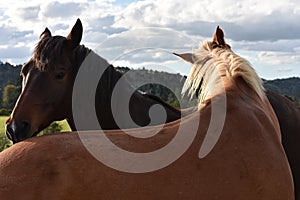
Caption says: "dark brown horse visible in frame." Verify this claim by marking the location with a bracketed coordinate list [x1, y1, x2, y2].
[5, 19, 182, 143]
[267, 90, 300, 199]
[0, 27, 294, 199]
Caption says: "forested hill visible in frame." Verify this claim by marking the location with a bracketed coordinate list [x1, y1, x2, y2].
[263, 77, 300, 102]
[0, 62, 299, 107]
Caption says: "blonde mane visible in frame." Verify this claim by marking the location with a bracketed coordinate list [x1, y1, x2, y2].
[182, 41, 265, 104]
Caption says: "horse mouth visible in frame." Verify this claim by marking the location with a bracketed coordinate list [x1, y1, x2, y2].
[33, 126, 46, 137]
[34, 123, 51, 137]
[32, 131, 40, 137]
[10, 130, 42, 144]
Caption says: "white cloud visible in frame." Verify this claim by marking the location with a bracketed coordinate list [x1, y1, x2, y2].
[0, 0, 122, 63]
[18, 6, 40, 20]
[258, 51, 300, 65]
[0, 0, 299, 79]
[41, 2, 84, 18]
[276, 67, 294, 73]
[113, 0, 300, 41]
[0, 26, 34, 45]
[93, 27, 198, 63]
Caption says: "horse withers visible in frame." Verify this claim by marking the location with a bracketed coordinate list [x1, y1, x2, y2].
[0, 26, 293, 200]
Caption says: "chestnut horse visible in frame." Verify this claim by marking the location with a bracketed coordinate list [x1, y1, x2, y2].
[5, 19, 182, 143]
[0, 27, 293, 200]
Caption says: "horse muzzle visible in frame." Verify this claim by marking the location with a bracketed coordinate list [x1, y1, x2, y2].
[5, 119, 31, 144]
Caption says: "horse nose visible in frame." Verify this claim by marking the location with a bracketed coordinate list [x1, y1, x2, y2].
[6, 120, 31, 144]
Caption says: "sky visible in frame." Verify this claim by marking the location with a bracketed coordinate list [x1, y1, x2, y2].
[0, 0, 299, 79]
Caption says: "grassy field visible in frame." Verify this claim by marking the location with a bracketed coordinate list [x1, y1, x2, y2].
[0, 116, 71, 136]
[0, 116, 7, 136]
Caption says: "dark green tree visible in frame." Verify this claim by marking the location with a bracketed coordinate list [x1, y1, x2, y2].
[2, 84, 20, 110]
[40, 122, 63, 135]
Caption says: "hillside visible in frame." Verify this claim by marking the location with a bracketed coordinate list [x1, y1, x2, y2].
[115, 67, 195, 108]
[116, 67, 300, 105]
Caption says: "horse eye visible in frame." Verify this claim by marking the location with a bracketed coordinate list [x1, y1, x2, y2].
[55, 72, 65, 80]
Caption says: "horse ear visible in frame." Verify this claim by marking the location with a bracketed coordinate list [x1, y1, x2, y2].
[40, 28, 51, 39]
[67, 18, 83, 49]
[173, 52, 196, 64]
[213, 26, 226, 46]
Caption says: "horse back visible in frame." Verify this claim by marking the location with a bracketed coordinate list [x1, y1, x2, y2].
[0, 93, 294, 200]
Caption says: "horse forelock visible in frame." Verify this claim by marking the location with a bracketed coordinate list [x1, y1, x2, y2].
[182, 41, 265, 104]
[33, 36, 68, 71]
[33, 36, 92, 72]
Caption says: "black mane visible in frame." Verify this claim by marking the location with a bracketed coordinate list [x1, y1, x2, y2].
[33, 36, 90, 72]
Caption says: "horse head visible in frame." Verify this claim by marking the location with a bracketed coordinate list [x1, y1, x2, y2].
[6, 19, 88, 143]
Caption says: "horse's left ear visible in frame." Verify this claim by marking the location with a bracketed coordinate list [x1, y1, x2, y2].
[67, 18, 83, 49]
[213, 26, 227, 47]
[40, 28, 51, 39]
[173, 52, 196, 64]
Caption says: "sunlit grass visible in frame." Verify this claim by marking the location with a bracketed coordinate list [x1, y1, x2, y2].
[0, 116, 8, 136]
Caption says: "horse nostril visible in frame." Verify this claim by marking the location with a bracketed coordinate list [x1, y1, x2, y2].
[6, 122, 16, 143]
[6, 124, 13, 141]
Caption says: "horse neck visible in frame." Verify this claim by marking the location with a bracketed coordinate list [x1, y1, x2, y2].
[133, 92, 182, 122]
[95, 66, 181, 129]
[73, 45, 91, 70]
[66, 45, 91, 130]
[94, 65, 123, 129]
